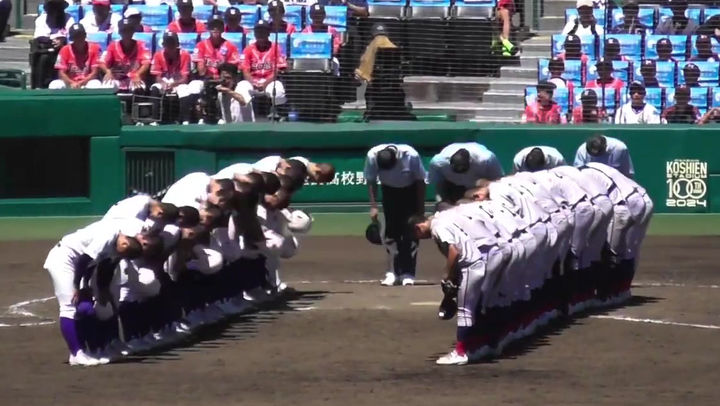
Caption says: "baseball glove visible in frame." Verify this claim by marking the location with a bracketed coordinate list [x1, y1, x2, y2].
[438, 279, 458, 320]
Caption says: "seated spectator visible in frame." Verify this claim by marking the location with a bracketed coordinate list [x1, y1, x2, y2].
[32, 0, 75, 88]
[268, 0, 297, 34]
[611, 0, 648, 34]
[224, 7, 246, 34]
[548, 57, 575, 94]
[571, 89, 607, 123]
[683, 63, 701, 87]
[495, 0, 517, 56]
[614, 81, 661, 123]
[585, 58, 625, 93]
[655, 0, 698, 35]
[640, 60, 660, 87]
[656, 38, 677, 62]
[556, 34, 589, 63]
[79, 0, 120, 34]
[604, 38, 628, 61]
[320, 0, 369, 18]
[690, 35, 720, 62]
[168, 0, 207, 34]
[150, 31, 197, 124]
[237, 20, 288, 110]
[217, 63, 254, 123]
[662, 85, 701, 123]
[698, 14, 720, 42]
[49, 23, 103, 89]
[697, 107, 720, 124]
[521, 81, 567, 124]
[562, 0, 604, 37]
[192, 15, 240, 81]
[303, 4, 342, 55]
[101, 18, 150, 93]
[124, 7, 152, 33]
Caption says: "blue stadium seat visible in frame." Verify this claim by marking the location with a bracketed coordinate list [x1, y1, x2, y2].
[290, 33, 332, 59]
[111, 32, 157, 53]
[552, 34, 597, 60]
[217, 4, 260, 31]
[565, 8, 607, 27]
[524, 86, 570, 113]
[38, 4, 82, 22]
[82, 5, 125, 21]
[133, 5, 172, 32]
[645, 34, 687, 60]
[305, 5, 347, 32]
[586, 60, 631, 83]
[156, 32, 199, 53]
[537, 59, 583, 86]
[610, 7, 654, 31]
[221, 32, 244, 51]
[658, 7, 703, 27]
[262, 5, 304, 29]
[643, 87, 664, 111]
[407, 0, 451, 19]
[689, 35, 720, 59]
[451, 0, 495, 19]
[712, 87, 720, 107]
[573, 86, 622, 115]
[633, 61, 676, 87]
[245, 32, 288, 56]
[666, 86, 709, 114]
[706, 8, 720, 23]
[677, 61, 720, 86]
[171, 5, 216, 23]
[87, 32, 110, 52]
[367, 0, 409, 19]
[601, 34, 642, 61]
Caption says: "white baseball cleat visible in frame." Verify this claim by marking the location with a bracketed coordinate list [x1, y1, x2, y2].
[401, 274, 415, 286]
[69, 350, 101, 367]
[380, 272, 397, 286]
[436, 349, 469, 366]
[174, 321, 193, 335]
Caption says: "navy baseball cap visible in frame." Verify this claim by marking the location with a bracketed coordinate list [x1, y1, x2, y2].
[268, 0, 285, 13]
[580, 89, 598, 104]
[162, 30, 179, 44]
[177, 0, 193, 8]
[207, 13, 225, 30]
[629, 81, 646, 94]
[224, 6, 241, 19]
[310, 3, 326, 16]
[254, 19, 271, 31]
[68, 23, 86, 40]
[118, 18, 134, 32]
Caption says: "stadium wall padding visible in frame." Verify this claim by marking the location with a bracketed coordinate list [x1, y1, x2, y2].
[0, 91, 716, 216]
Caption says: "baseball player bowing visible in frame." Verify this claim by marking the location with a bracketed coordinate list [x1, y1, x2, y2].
[512, 146, 566, 173]
[364, 144, 427, 286]
[44, 219, 145, 366]
[429, 142, 503, 206]
[574, 134, 635, 178]
[411, 209, 511, 365]
[253, 155, 337, 185]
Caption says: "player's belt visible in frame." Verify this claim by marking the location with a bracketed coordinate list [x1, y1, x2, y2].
[569, 196, 589, 209]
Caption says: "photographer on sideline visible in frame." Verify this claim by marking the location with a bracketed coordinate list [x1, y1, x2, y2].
[217, 63, 254, 123]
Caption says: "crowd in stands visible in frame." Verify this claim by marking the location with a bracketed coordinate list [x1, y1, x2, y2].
[524, 0, 720, 125]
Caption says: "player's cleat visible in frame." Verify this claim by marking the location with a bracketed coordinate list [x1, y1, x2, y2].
[69, 350, 101, 367]
[244, 287, 272, 303]
[436, 349, 469, 366]
[380, 272, 397, 286]
[401, 274, 415, 286]
[105, 339, 131, 358]
[125, 337, 153, 354]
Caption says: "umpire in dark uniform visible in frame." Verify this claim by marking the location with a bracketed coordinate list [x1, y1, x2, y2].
[364, 144, 426, 286]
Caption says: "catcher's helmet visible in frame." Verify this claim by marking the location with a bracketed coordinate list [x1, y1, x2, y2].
[365, 220, 382, 245]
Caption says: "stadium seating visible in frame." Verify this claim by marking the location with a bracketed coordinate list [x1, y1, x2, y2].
[81, 5, 125, 21]
[537, 58, 583, 86]
[221, 32, 244, 51]
[601, 34, 641, 61]
[712, 87, 720, 107]
[245, 32, 289, 56]
[37, 4, 82, 21]
[658, 7, 702, 27]
[552, 34, 597, 60]
[644, 34, 687, 61]
[644, 87, 663, 111]
[155, 32, 200, 54]
[586, 60, 631, 83]
[666, 86, 709, 114]
[565, 8, 607, 27]
[87, 32, 110, 52]
[171, 5, 216, 23]
[110, 32, 159, 54]
[217, 5, 260, 31]
[261, 5, 304, 29]
[305, 5, 348, 32]
[573, 86, 624, 115]
[610, 7, 654, 31]
[133, 5, 172, 33]
[677, 61, 720, 87]
[633, 61, 676, 87]
[689, 35, 720, 59]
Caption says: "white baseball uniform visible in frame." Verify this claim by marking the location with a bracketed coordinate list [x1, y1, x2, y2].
[253, 155, 310, 173]
[257, 204, 298, 288]
[213, 163, 254, 180]
[161, 172, 211, 210]
[512, 146, 566, 172]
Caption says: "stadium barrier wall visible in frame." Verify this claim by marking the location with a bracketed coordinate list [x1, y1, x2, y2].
[0, 90, 716, 216]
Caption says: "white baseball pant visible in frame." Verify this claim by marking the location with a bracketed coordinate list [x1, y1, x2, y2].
[48, 79, 104, 89]
[459, 244, 511, 326]
[44, 244, 80, 319]
[568, 200, 595, 270]
[583, 195, 613, 268]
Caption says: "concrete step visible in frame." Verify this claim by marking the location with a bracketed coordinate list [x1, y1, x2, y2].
[520, 55, 545, 68]
[484, 78, 537, 91]
[481, 90, 525, 104]
[542, 0, 577, 18]
[522, 35, 552, 45]
[471, 115, 522, 123]
[403, 76, 488, 103]
[499, 65, 538, 79]
[539, 16, 566, 31]
[521, 41, 552, 54]
[474, 103, 525, 116]
[519, 49, 552, 58]
[19, 14, 36, 30]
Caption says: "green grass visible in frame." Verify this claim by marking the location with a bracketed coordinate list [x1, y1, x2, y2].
[0, 213, 718, 241]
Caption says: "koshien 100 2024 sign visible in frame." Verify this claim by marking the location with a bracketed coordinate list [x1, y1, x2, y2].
[666, 159, 708, 209]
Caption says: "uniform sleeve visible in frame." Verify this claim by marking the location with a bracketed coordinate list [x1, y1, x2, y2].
[512, 150, 524, 172]
[82, 226, 119, 260]
[431, 220, 460, 247]
[560, 16, 577, 35]
[573, 144, 587, 167]
[54, 46, 70, 71]
[180, 51, 191, 75]
[552, 148, 566, 166]
[33, 15, 47, 38]
[150, 51, 163, 76]
[646, 105, 661, 124]
[240, 46, 252, 71]
[227, 43, 241, 65]
[411, 154, 427, 181]
[621, 148, 635, 177]
[89, 44, 101, 68]
[363, 151, 378, 183]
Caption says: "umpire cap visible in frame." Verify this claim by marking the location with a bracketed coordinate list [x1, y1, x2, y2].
[365, 220, 383, 245]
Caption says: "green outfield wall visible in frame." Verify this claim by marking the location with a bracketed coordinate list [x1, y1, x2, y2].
[0, 90, 716, 216]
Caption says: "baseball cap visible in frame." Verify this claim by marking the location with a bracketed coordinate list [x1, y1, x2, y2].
[596, 58, 613, 69]
[124, 7, 141, 18]
[629, 81, 646, 94]
[675, 84, 691, 97]
[254, 19, 271, 30]
[310, 3, 326, 16]
[576, 0, 593, 8]
[372, 23, 387, 37]
[684, 62, 700, 73]
[605, 37, 620, 47]
[207, 13, 225, 30]
[162, 30, 179, 44]
[92, 0, 110, 6]
[68, 23, 86, 41]
[564, 34, 581, 46]
[537, 80, 556, 93]
[118, 18, 134, 32]
[580, 89, 598, 104]
[224, 6, 241, 19]
[624, 0, 639, 9]
[177, 0, 193, 8]
[268, 0, 285, 13]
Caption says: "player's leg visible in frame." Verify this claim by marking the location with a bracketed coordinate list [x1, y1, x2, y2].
[567, 201, 595, 313]
[265, 80, 287, 105]
[48, 79, 66, 89]
[380, 185, 403, 285]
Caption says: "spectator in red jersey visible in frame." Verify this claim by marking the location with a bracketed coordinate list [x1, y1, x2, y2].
[521, 81, 567, 124]
[640, 59, 661, 87]
[268, 0, 297, 34]
[238, 20, 288, 109]
[150, 31, 198, 124]
[662, 85, 701, 123]
[224, 7, 246, 34]
[656, 38, 677, 62]
[124, 8, 152, 33]
[571, 89, 608, 123]
[100, 18, 150, 93]
[556, 35, 589, 63]
[191, 15, 241, 82]
[683, 63, 701, 87]
[49, 23, 104, 89]
[168, 0, 207, 34]
[303, 4, 342, 55]
[585, 58, 625, 93]
[603, 38, 628, 62]
[690, 35, 720, 62]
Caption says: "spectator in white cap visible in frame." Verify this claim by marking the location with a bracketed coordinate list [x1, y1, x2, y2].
[125, 7, 152, 33]
[614, 81, 661, 124]
[562, 0, 604, 36]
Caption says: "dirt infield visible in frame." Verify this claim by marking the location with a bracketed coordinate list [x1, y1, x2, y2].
[1, 236, 719, 406]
